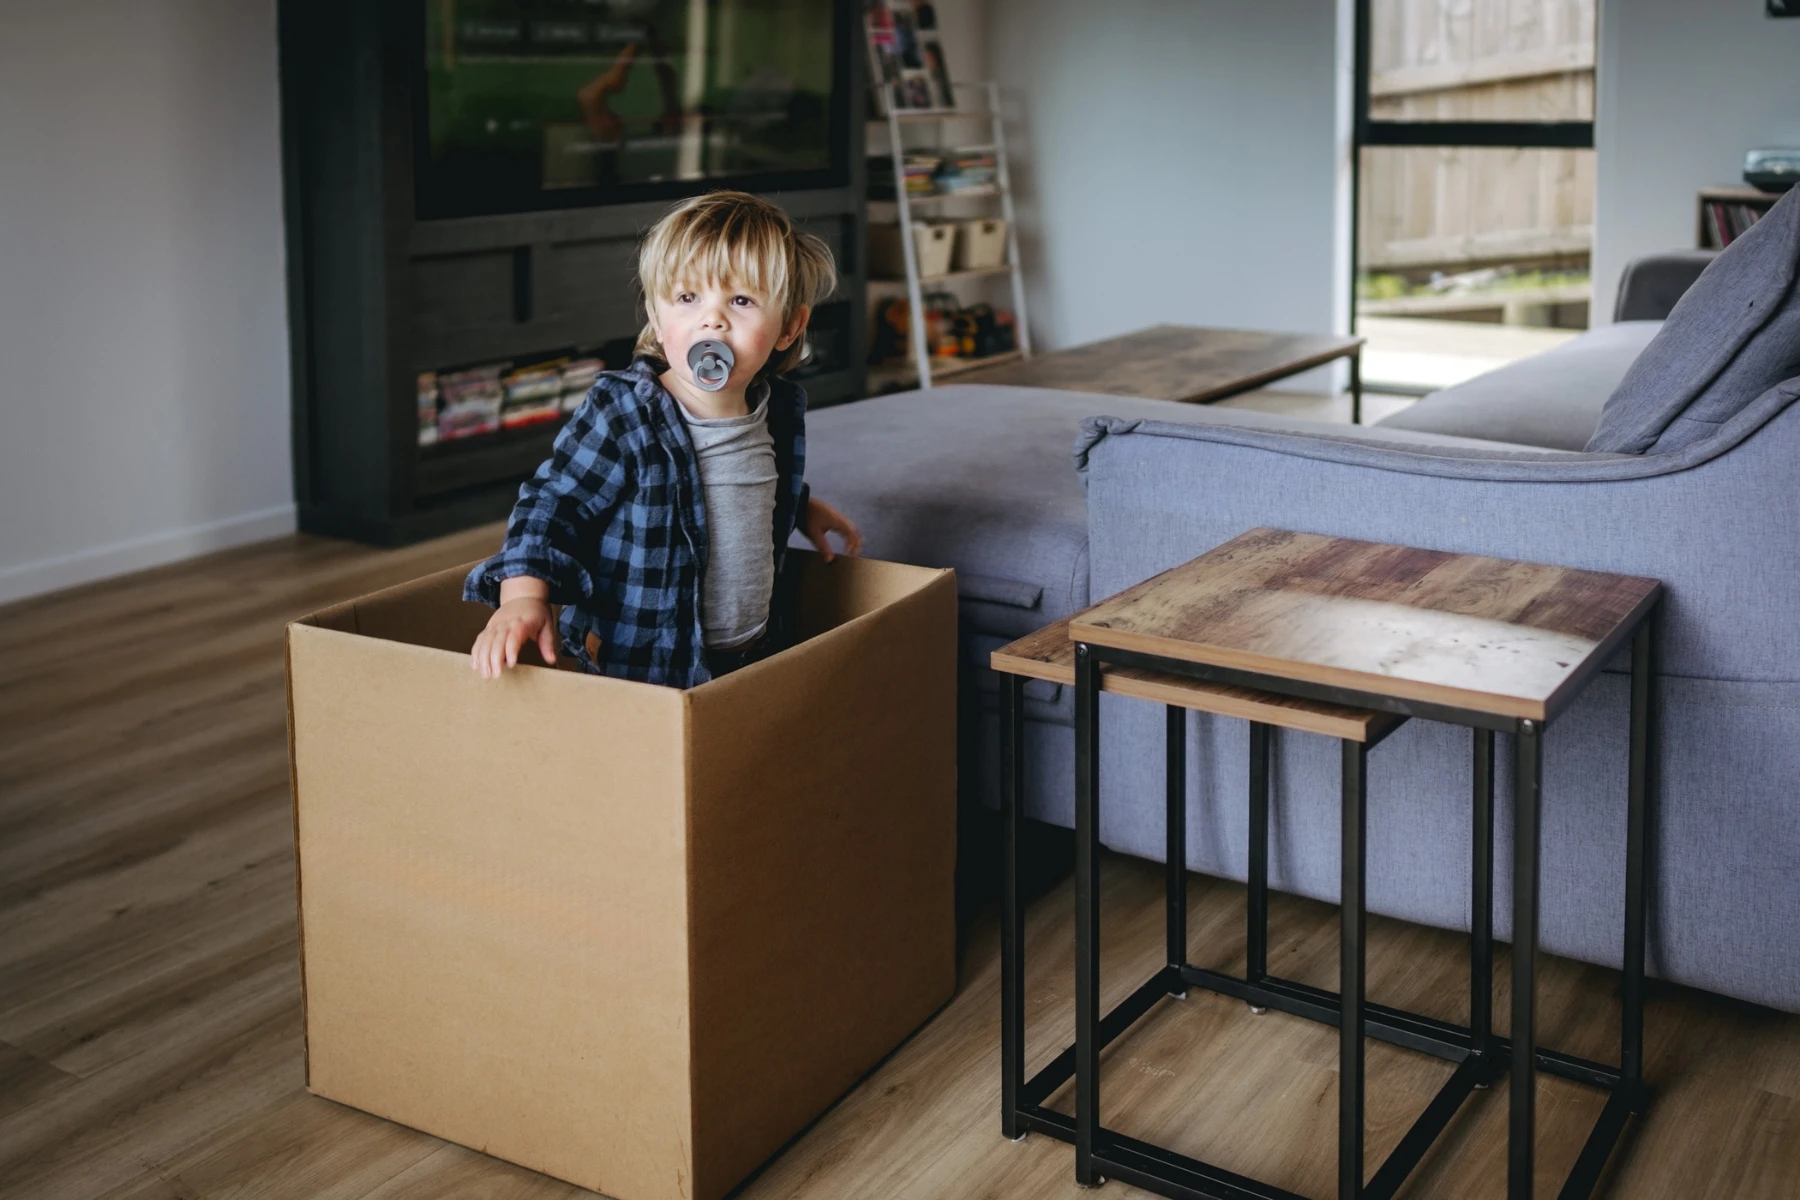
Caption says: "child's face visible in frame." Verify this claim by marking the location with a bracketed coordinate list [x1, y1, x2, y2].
[654, 277, 808, 393]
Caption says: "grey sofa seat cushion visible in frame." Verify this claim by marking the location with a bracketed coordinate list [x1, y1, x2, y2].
[799, 386, 1205, 638]
[1374, 320, 1661, 451]
[1589, 186, 1800, 454]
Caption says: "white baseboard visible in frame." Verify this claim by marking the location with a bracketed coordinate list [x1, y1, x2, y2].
[0, 504, 298, 607]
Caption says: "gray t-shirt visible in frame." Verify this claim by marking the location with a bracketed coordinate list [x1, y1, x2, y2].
[678, 390, 779, 648]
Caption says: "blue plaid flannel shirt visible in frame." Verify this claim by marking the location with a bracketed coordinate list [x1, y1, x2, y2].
[464, 358, 809, 688]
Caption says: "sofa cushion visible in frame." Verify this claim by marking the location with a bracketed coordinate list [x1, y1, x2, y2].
[1588, 186, 1800, 454]
[799, 385, 1219, 638]
[1375, 320, 1661, 451]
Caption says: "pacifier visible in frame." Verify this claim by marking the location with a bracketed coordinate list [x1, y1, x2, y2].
[687, 339, 734, 392]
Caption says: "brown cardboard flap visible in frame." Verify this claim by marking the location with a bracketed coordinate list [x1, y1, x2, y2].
[295, 596, 360, 634]
[791, 551, 946, 639]
[333, 561, 494, 653]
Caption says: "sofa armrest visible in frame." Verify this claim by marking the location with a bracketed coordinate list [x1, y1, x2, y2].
[1075, 386, 1800, 685]
[1614, 250, 1718, 322]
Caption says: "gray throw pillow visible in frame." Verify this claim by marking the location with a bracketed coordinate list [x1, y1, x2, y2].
[1587, 186, 1800, 454]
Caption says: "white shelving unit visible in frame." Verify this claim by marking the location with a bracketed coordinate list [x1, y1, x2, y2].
[870, 81, 1032, 389]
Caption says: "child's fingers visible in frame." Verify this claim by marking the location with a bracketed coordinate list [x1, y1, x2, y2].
[504, 622, 527, 668]
[537, 621, 559, 665]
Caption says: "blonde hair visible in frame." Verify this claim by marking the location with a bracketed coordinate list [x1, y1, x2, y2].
[634, 191, 837, 378]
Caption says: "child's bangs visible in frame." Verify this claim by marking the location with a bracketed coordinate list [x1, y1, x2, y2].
[652, 213, 793, 309]
[633, 191, 836, 373]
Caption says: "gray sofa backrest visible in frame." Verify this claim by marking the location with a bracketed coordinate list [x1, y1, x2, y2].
[1613, 250, 1718, 322]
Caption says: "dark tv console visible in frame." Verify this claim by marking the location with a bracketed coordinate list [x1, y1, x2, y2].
[278, 0, 869, 545]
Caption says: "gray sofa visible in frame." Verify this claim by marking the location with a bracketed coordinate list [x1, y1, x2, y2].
[1377, 249, 1715, 450]
[802, 187, 1800, 1012]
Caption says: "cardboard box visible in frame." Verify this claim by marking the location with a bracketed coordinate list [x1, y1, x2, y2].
[285, 553, 957, 1200]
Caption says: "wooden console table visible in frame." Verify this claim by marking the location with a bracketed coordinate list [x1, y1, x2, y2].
[951, 324, 1368, 422]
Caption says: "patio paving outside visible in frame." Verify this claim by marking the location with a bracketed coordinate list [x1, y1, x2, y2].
[1358, 315, 1582, 394]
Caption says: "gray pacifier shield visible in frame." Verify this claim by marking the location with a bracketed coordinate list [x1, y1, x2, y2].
[687, 340, 735, 392]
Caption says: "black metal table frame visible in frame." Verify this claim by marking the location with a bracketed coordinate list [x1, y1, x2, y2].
[998, 607, 1656, 1200]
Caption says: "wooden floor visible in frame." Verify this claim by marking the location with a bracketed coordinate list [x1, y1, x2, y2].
[3, 527, 1798, 1199]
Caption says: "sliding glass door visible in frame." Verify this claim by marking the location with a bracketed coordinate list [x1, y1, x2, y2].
[1354, 0, 1597, 395]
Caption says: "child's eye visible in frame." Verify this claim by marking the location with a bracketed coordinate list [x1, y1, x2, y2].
[675, 291, 696, 304]
[732, 295, 756, 307]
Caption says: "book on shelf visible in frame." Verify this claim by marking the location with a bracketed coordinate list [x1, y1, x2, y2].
[1699, 188, 1777, 249]
[868, 151, 997, 200]
[417, 350, 616, 447]
[938, 153, 996, 191]
[1709, 201, 1766, 247]
[869, 153, 947, 196]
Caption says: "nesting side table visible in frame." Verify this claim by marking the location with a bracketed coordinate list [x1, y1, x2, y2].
[995, 527, 1662, 1200]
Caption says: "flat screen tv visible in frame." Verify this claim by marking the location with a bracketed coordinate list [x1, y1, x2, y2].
[418, 0, 849, 219]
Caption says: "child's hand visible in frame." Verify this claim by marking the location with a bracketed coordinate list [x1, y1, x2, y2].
[802, 496, 863, 563]
[472, 582, 559, 678]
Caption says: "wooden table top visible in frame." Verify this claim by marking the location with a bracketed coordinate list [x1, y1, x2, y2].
[990, 617, 1398, 743]
[949, 324, 1364, 404]
[1069, 529, 1662, 723]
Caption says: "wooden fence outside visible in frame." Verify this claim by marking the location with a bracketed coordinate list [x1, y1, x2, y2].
[1360, 0, 1596, 275]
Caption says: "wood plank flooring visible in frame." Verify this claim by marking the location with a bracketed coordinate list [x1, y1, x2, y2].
[3, 527, 1798, 1199]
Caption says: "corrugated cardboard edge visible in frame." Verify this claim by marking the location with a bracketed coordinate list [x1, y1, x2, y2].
[679, 686, 700, 1199]
[284, 623, 310, 1089]
[287, 592, 365, 1094]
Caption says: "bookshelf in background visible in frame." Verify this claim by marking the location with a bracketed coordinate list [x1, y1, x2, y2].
[864, 0, 1028, 390]
[1698, 186, 1781, 250]
[863, 82, 1033, 391]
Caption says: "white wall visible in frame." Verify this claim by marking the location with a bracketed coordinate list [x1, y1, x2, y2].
[1593, 0, 1800, 323]
[0, 1, 294, 606]
[984, 0, 1351, 386]
[930, 0, 989, 87]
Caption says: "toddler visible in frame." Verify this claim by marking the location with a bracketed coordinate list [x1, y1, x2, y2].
[466, 191, 862, 686]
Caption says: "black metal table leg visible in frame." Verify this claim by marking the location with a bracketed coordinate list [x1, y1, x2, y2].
[1248, 723, 1271, 993]
[1341, 740, 1368, 1199]
[1623, 619, 1653, 1095]
[1167, 706, 1189, 993]
[1350, 349, 1363, 426]
[1472, 728, 1494, 1073]
[1000, 672, 1026, 1140]
[1511, 719, 1543, 1199]
[1074, 644, 1105, 1187]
